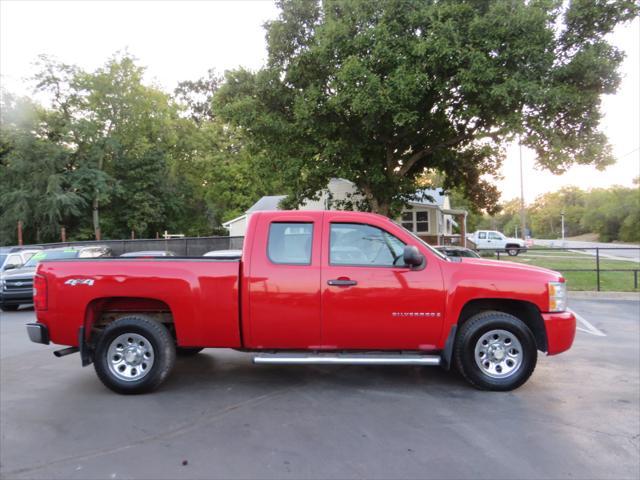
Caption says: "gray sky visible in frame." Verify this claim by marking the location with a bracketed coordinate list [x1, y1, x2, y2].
[1, 0, 638, 203]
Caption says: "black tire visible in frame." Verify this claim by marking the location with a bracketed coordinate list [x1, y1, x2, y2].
[0, 304, 20, 312]
[93, 315, 176, 394]
[454, 311, 537, 391]
[506, 246, 520, 256]
[176, 347, 204, 357]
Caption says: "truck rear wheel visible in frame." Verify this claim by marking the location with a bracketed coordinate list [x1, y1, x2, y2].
[93, 315, 176, 394]
[454, 311, 537, 391]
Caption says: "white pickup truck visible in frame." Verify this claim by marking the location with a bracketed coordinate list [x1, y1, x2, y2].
[469, 230, 527, 256]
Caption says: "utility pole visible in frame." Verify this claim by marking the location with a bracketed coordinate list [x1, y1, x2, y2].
[519, 139, 526, 241]
[560, 211, 565, 242]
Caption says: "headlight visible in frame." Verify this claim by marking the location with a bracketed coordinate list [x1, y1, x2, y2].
[548, 281, 567, 312]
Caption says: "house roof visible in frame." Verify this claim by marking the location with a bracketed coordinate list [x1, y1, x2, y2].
[247, 195, 287, 213]
[407, 188, 446, 207]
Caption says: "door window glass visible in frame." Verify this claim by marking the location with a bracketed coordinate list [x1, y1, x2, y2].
[489, 232, 502, 240]
[268, 223, 313, 265]
[330, 223, 406, 267]
[478, 232, 487, 239]
[5, 254, 22, 268]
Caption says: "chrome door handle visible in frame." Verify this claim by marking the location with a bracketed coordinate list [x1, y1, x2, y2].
[327, 279, 357, 286]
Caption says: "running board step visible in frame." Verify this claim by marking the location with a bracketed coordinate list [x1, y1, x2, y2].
[253, 353, 441, 366]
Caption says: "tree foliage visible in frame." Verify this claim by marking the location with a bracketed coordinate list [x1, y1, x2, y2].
[0, 55, 286, 244]
[215, 0, 637, 216]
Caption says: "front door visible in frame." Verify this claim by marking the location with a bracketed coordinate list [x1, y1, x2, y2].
[320, 220, 445, 350]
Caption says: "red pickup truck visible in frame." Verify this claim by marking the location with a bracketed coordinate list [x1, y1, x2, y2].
[27, 211, 576, 394]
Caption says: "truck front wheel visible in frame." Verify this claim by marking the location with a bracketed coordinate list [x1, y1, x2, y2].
[93, 316, 176, 394]
[506, 245, 520, 256]
[454, 311, 537, 391]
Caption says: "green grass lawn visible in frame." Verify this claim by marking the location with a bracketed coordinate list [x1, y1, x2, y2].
[491, 250, 639, 292]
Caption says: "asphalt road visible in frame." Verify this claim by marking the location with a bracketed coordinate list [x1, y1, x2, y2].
[1, 299, 639, 480]
[533, 239, 640, 262]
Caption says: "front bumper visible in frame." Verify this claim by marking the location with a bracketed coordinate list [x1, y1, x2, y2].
[26, 323, 50, 345]
[0, 289, 33, 306]
[542, 311, 576, 355]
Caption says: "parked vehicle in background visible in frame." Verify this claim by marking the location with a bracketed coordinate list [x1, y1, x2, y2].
[120, 251, 176, 257]
[0, 247, 42, 273]
[27, 211, 575, 394]
[1, 246, 112, 312]
[469, 230, 527, 256]
[435, 246, 481, 259]
[203, 249, 242, 259]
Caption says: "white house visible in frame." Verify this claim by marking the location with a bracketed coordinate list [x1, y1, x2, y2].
[222, 178, 467, 245]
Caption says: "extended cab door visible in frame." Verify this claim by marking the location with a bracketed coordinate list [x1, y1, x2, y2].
[475, 231, 489, 249]
[320, 215, 446, 350]
[244, 212, 323, 349]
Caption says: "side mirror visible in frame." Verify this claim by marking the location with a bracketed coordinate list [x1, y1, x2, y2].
[403, 246, 424, 269]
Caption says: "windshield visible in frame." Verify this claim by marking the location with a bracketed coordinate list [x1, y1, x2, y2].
[392, 221, 449, 261]
[23, 250, 79, 267]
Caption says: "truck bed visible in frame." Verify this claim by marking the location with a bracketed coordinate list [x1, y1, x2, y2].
[36, 258, 241, 348]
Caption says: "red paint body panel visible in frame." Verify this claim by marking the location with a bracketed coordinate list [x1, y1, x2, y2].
[542, 311, 577, 355]
[36, 260, 240, 348]
[244, 211, 323, 348]
[35, 210, 575, 358]
[319, 213, 445, 350]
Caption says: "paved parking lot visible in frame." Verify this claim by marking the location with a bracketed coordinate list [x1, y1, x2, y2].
[1, 297, 639, 480]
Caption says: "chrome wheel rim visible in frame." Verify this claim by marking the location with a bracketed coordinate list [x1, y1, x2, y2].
[107, 333, 154, 382]
[474, 329, 523, 379]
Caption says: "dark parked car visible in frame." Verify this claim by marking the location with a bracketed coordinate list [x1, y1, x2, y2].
[120, 251, 176, 257]
[435, 246, 481, 259]
[0, 246, 112, 312]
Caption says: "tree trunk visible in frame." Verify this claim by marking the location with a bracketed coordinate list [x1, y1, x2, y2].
[360, 184, 391, 217]
[93, 155, 105, 241]
[93, 195, 101, 241]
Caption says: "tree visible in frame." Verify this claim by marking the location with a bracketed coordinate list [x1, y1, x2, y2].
[216, 0, 638, 216]
[32, 54, 186, 239]
[0, 93, 86, 243]
[580, 186, 639, 242]
[528, 187, 587, 238]
[172, 71, 288, 232]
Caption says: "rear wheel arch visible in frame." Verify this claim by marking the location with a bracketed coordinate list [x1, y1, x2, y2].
[456, 298, 547, 352]
[84, 297, 176, 347]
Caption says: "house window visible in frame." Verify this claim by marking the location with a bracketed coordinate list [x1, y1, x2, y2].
[401, 212, 413, 231]
[416, 212, 429, 233]
[400, 210, 430, 234]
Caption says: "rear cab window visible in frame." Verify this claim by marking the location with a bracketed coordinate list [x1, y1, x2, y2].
[267, 223, 313, 265]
